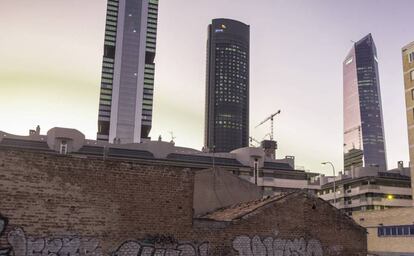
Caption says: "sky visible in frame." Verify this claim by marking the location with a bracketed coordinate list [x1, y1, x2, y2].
[0, 0, 413, 175]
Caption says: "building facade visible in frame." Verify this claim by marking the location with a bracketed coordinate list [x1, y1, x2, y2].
[205, 18, 250, 153]
[344, 148, 363, 171]
[316, 165, 412, 216]
[343, 34, 387, 170]
[354, 207, 414, 256]
[97, 0, 158, 144]
[402, 41, 414, 203]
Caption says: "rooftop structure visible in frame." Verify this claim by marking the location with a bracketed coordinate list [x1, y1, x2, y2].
[0, 127, 318, 195]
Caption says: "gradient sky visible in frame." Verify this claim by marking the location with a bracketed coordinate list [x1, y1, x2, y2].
[1, 0, 413, 174]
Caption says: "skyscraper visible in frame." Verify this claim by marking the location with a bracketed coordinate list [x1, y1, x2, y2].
[401, 41, 414, 202]
[97, 0, 158, 144]
[204, 19, 250, 153]
[343, 34, 387, 170]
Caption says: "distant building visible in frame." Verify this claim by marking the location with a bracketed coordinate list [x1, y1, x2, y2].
[346, 40, 414, 256]
[315, 163, 412, 216]
[0, 127, 317, 195]
[97, 0, 159, 144]
[204, 18, 250, 153]
[343, 34, 387, 170]
[354, 207, 414, 256]
[344, 148, 363, 171]
[402, 41, 414, 203]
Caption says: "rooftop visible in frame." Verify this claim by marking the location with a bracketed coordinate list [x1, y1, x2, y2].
[197, 193, 289, 221]
[0, 127, 300, 173]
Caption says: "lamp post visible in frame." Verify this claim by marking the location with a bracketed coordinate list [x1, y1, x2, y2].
[322, 161, 336, 207]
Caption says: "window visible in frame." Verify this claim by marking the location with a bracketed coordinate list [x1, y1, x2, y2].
[345, 57, 353, 65]
[411, 89, 414, 100]
[409, 52, 414, 63]
[411, 70, 414, 81]
[378, 225, 414, 237]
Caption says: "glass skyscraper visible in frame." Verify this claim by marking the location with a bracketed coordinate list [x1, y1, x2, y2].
[343, 34, 387, 170]
[204, 19, 250, 153]
[97, 0, 158, 144]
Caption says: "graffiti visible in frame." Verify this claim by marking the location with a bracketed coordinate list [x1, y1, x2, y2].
[0, 215, 10, 256]
[5, 228, 103, 256]
[232, 235, 323, 256]
[0, 217, 208, 256]
[326, 245, 343, 256]
[113, 241, 208, 256]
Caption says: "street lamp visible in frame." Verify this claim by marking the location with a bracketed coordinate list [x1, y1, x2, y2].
[322, 161, 336, 207]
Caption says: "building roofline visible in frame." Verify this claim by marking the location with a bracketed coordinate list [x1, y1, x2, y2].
[195, 190, 365, 230]
[211, 18, 249, 27]
[402, 41, 414, 52]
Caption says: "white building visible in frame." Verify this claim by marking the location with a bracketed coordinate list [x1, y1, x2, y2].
[314, 164, 412, 215]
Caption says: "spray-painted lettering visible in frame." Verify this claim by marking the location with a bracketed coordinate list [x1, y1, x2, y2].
[232, 235, 323, 256]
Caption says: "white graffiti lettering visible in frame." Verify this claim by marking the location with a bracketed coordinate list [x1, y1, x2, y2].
[232, 235, 323, 256]
[113, 241, 208, 256]
[2, 225, 208, 256]
[7, 228, 103, 256]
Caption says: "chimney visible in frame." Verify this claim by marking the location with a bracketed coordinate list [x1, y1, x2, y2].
[398, 161, 404, 170]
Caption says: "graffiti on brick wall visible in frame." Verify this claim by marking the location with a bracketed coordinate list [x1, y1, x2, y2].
[0, 216, 208, 256]
[0, 215, 10, 256]
[113, 240, 208, 256]
[232, 234, 323, 256]
[7, 227, 103, 256]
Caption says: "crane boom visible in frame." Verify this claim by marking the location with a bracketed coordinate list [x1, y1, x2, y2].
[255, 110, 281, 141]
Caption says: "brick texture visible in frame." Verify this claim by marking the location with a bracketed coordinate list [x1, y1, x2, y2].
[0, 148, 366, 255]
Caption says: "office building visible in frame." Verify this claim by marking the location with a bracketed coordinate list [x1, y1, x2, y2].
[335, 41, 414, 256]
[204, 18, 250, 153]
[97, 0, 159, 144]
[343, 34, 387, 170]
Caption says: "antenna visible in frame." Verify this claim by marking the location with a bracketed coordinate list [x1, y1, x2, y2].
[169, 131, 176, 143]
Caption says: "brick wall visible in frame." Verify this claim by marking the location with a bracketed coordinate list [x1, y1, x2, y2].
[0, 148, 366, 255]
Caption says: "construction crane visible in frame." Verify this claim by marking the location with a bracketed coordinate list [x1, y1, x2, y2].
[255, 110, 281, 141]
[344, 125, 362, 149]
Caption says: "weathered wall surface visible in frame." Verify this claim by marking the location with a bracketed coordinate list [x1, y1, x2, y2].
[0, 149, 366, 255]
[193, 168, 262, 216]
[354, 207, 414, 255]
[0, 149, 195, 254]
[193, 193, 367, 255]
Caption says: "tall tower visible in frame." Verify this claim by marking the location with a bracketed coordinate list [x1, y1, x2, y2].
[343, 34, 387, 170]
[97, 0, 158, 144]
[204, 19, 250, 153]
[401, 41, 414, 203]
